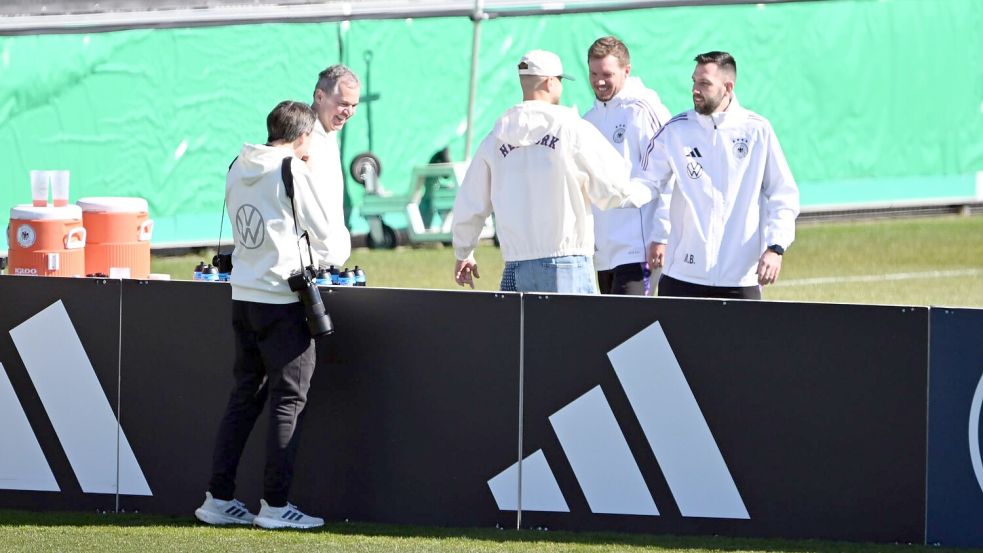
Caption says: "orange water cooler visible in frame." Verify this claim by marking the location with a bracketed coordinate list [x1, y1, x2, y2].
[7, 205, 87, 277]
[77, 197, 153, 279]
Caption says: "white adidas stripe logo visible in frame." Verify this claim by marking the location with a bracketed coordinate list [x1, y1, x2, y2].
[0, 300, 151, 496]
[487, 321, 748, 519]
[971, 374, 983, 495]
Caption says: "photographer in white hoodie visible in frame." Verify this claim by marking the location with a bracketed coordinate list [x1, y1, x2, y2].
[583, 36, 672, 296]
[195, 101, 343, 530]
[644, 51, 799, 300]
[452, 50, 653, 294]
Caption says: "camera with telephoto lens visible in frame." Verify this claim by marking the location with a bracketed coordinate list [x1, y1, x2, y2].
[288, 265, 334, 337]
[213, 253, 233, 271]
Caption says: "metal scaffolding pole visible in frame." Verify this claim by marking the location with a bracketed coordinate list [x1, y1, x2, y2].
[463, 0, 486, 162]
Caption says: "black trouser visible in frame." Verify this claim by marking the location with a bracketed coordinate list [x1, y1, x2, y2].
[597, 262, 651, 296]
[208, 300, 316, 507]
[657, 274, 761, 300]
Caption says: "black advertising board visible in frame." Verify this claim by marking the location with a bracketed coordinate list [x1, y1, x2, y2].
[514, 295, 927, 543]
[117, 284, 521, 528]
[926, 307, 983, 547]
[115, 279, 254, 515]
[292, 287, 521, 528]
[2, 276, 972, 545]
[0, 275, 124, 512]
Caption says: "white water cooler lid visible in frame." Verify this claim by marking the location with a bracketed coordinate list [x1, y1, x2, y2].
[77, 197, 148, 213]
[10, 204, 83, 220]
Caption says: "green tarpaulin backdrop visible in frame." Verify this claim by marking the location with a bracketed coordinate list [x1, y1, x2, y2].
[1, 0, 980, 249]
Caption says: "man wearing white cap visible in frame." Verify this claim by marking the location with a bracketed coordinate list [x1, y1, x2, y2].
[451, 49, 654, 294]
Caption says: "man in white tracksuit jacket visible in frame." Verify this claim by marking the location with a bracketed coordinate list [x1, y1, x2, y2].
[452, 49, 653, 294]
[645, 51, 799, 299]
[583, 36, 672, 296]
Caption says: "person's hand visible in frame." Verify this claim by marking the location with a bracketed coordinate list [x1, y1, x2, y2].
[757, 250, 783, 285]
[455, 258, 480, 289]
[648, 242, 666, 269]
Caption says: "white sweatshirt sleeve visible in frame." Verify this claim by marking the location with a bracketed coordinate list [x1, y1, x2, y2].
[451, 143, 494, 261]
[575, 121, 652, 210]
[761, 124, 800, 250]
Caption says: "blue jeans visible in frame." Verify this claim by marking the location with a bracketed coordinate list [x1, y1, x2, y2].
[501, 255, 598, 294]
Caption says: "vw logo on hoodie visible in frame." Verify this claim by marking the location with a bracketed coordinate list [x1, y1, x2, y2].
[235, 204, 265, 249]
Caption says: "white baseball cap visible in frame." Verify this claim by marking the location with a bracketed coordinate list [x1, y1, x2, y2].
[517, 50, 575, 81]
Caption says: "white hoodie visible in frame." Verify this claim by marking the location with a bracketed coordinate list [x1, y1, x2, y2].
[583, 77, 673, 271]
[642, 97, 800, 287]
[226, 143, 349, 304]
[453, 100, 652, 263]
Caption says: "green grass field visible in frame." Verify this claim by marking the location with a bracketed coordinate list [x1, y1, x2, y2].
[154, 215, 983, 307]
[1, 509, 978, 553]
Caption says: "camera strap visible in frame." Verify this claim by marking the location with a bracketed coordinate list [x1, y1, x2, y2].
[280, 156, 316, 271]
[216, 155, 239, 256]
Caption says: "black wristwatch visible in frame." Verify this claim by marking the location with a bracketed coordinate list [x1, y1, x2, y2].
[767, 244, 785, 256]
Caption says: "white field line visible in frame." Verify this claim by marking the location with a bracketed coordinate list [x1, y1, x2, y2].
[774, 268, 983, 288]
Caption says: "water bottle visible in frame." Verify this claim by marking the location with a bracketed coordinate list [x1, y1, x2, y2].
[338, 267, 355, 286]
[201, 264, 219, 282]
[353, 265, 366, 287]
[315, 267, 331, 286]
[329, 265, 340, 286]
[193, 261, 205, 281]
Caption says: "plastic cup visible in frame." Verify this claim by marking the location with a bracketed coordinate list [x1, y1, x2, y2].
[30, 170, 49, 207]
[51, 170, 70, 207]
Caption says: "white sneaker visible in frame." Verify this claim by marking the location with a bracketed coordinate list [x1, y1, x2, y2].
[194, 491, 256, 525]
[252, 499, 324, 529]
